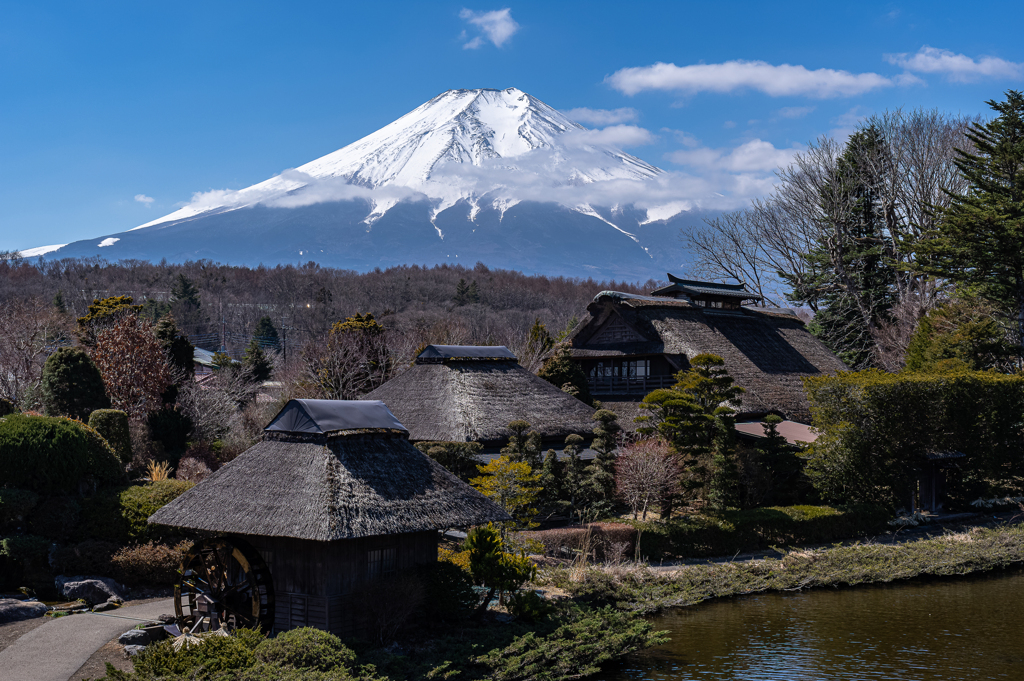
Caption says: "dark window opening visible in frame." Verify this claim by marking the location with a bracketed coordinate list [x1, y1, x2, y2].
[367, 547, 397, 580]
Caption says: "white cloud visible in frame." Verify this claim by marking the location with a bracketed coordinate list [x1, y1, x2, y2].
[885, 45, 1024, 82]
[829, 106, 871, 140]
[777, 106, 815, 119]
[606, 60, 897, 98]
[562, 125, 655, 148]
[563, 107, 639, 126]
[134, 194, 154, 206]
[668, 139, 803, 173]
[459, 8, 519, 49]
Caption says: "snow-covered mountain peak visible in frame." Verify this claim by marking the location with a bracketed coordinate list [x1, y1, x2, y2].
[136, 87, 662, 231]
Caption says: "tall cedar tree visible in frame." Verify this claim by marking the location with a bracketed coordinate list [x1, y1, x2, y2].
[537, 342, 592, 406]
[587, 409, 621, 509]
[539, 448, 564, 512]
[154, 314, 195, 376]
[170, 273, 206, 335]
[76, 295, 142, 346]
[40, 347, 110, 420]
[919, 91, 1024, 363]
[561, 433, 589, 522]
[454, 278, 480, 306]
[786, 127, 897, 369]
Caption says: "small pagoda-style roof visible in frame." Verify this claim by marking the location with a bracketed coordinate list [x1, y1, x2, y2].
[651, 274, 762, 304]
[149, 400, 510, 540]
[362, 345, 595, 445]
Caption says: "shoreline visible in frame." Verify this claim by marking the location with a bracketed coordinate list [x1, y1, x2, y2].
[540, 519, 1024, 614]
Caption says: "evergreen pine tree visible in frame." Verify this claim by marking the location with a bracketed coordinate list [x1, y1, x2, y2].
[454, 279, 470, 306]
[467, 280, 480, 303]
[537, 343, 592, 405]
[52, 290, 66, 313]
[242, 338, 274, 383]
[253, 315, 280, 350]
[562, 434, 589, 523]
[756, 414, 801, 505]
[170, 273, 206, 334]
[539, 448, 565, 514]
[918, 91, 1024, 363]
[40, 347, 110, 420]
[499, 420, 543, 469]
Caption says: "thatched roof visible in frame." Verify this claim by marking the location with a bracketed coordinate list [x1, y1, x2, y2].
[567, 291, 847, 423]
[362, 345, 595, 444]
[149, 400, 510, 540]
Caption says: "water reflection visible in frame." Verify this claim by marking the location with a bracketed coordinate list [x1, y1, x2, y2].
[601, 569, 1024, 680]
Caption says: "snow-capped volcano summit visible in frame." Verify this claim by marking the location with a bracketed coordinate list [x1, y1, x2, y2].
[42, 88, 695, 278]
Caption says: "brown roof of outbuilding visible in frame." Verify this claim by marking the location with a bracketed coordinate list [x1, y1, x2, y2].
[569, 292, 847, 423]
[362, 355, 596, 444]
[148, 428, 510, 540]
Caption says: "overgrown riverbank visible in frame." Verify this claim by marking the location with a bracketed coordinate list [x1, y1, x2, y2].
[539, 521, 1024, 614]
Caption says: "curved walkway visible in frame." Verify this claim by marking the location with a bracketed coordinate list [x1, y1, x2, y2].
[0, 599, 173, 681]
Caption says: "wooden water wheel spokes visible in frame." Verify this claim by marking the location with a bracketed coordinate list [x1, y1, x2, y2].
[174, 538, 275, 634]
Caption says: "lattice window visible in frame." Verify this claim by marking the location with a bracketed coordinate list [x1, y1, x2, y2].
[367, 547, 397, 580]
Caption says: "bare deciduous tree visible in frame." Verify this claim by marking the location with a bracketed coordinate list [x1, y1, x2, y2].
[0, 299, 71, 407]
[615, 438, 679, 521]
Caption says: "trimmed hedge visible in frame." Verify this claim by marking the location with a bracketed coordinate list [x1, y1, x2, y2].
[89, 409, 132, 464]
[803, 369, 1024, 507]
[254, 628, 357, 672]
[120, 480, 194, 542]
[623, 504, 889, 560]
[0, 413, 122, 493]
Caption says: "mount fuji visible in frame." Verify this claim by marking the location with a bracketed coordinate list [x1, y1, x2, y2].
[39, 88, 705, 279]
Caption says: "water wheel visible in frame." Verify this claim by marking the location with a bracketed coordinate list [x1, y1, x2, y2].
[174, 537, 275, 633]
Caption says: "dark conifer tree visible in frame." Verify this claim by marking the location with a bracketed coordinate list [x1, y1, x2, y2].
[242, 338, 274, 383]
[40, 347, 110, 420]
[253, 315, 280, 350]
[587, 409, 620, 510]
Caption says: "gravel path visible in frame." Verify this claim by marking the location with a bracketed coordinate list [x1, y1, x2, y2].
[0, 599, 173, 681]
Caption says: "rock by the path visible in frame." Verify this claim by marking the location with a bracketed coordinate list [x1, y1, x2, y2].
[118, 629, 150, 646]
[55, 575, 126, 605]
[157, 613, 177, 624]
[92, 600, 119, 612]
[123, 644, 147, 657]
[0, 598, 48, 623]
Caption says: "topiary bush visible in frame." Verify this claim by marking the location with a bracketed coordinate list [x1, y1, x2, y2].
[119, 480, 194, 542]
[78, 487, 130, 543]
[132, 629, 262, 677]
[0, 413, 122, 494]
[40, 347, 110, 420]
[254, 628, 357, 672]
[52, 539, 118, 577]
[89, 409, 132, 465]
[0, 488, 39, 531]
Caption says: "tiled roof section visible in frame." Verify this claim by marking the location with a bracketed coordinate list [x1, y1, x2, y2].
[651, 275, 762, 301]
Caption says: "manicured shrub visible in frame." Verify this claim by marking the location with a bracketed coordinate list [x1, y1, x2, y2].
[78, 487, 130, 543]
[52, 539, 118, 576]
[119, 480, 194, 542]
[0, 489, 39, 530]
[519, 523, 637, 561]
[0, 534, 51, 592]
[40, 347, 110, 420]
[438, 545, 472, 572]
[0, 413, 122, 493]
[89, 409, 132, 464]
[132, 629, 262, 677]
[415, 441, 483, 481]
[27, 496, 81, 540]
[255, 628, 357, 672]
[110, 540, 192, 586]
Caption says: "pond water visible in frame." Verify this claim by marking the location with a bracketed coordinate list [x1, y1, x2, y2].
[600, 568, 1024, 681]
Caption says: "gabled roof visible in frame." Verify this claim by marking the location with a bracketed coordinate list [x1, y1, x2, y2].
[651, 274, 762, 301]
[362, 359, 596, 444]
[265, 399, 407, 434]
[568, 292, 847, 423]
[416, 345, 517, 363]
[149, 428, 510, 540]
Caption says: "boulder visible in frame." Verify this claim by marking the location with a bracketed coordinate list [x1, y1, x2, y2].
[118, 629, 150, 646]
[55, 575, 126, 605]
[0, 598, 48, 624]
[123, 645, 146, 657]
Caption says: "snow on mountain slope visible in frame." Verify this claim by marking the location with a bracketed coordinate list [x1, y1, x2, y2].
[136, 88, 664, 232]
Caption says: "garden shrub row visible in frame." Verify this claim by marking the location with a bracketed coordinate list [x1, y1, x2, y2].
[622, 504, 890, 560]
[518, 522, 638, 561]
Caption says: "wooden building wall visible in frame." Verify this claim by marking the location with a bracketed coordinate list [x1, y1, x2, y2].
[242, 530, 437, 637]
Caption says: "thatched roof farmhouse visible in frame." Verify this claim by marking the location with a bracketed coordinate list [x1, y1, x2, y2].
[363, 345, 596, 449]
[563, 276, 848, 424]
[150, 399, 509, 635]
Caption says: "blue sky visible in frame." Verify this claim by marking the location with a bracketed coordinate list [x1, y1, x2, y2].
[2, 0, 1023, 253]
